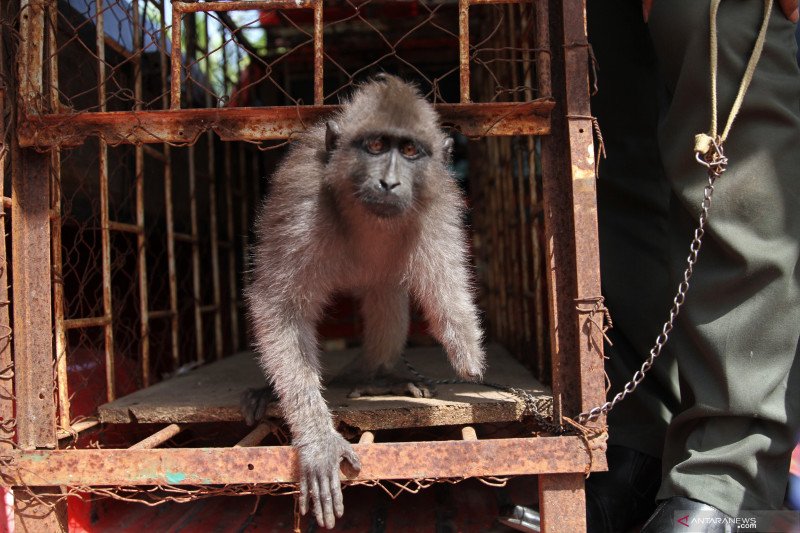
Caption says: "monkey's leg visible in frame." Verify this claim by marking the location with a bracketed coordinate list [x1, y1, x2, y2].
[252, 309, 361, 529]
[335, 287, 434, 399]
[240, 383, 279, 426]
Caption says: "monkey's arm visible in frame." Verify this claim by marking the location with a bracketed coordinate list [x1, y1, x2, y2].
[248, 301, 361, 529]
[409, 212, 486, 380]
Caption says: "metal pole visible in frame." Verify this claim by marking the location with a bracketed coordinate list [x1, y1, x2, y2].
[205, 15, 223, 359]
[189, 143, 204, 363]
[97, 0, 116, 401]
[160, 0, 180, 369]
[133, 0, 151, 386]
[48, 0, 70, 430]
[313, 0, 324, 105]
[13, 0, 67, 527]
[225, 143, 239, 352]
[459, 0, 470, 102]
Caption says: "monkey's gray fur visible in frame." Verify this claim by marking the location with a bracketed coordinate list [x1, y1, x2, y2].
[244, 74, 486, 529]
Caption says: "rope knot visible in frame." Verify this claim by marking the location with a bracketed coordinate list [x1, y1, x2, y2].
[694, 133, 715, 156]
[694, 134, 728, 178]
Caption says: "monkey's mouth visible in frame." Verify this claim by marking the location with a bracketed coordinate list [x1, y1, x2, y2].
[358, 192, 409, 218]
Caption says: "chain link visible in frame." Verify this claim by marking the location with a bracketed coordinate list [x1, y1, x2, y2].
[577, 138, 729, 424]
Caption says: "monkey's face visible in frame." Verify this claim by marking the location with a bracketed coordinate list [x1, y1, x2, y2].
[347, 133, 432, 219]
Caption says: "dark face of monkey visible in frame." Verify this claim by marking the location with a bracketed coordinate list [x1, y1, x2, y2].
[347, 133, 432, 218]
[323, 75, 448, 221]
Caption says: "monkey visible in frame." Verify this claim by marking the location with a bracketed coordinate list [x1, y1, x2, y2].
[242, 74, 486, 529]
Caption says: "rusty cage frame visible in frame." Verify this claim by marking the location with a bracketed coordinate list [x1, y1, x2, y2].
[1, 0, 606, 530]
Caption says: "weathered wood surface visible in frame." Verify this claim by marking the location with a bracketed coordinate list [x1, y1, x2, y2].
[99, 344, 549, 430]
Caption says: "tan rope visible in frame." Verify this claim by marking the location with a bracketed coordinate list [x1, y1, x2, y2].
[695, 0, 773, 155]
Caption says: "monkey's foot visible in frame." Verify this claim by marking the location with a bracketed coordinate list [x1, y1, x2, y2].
[346, 378, 435, 399]
[240, 385, 279, 426]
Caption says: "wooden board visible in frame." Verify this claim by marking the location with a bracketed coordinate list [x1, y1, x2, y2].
[98, 344, 549, 431]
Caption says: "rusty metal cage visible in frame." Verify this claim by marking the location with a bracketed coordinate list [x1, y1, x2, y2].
[0, 0, 606, 530]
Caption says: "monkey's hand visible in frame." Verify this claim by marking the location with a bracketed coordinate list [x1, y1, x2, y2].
[453, 344, 487, 383]
[296, 430, 361, 529]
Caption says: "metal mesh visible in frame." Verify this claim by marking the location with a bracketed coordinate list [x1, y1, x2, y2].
[44, 0, 543, 115]
[3, 0, 555, 448]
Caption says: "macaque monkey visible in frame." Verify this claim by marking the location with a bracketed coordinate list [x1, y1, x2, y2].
[243, 74, 485, 528]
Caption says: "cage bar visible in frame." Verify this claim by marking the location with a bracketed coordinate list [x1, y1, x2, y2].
[14, 0, 57, 450]
[458, 0, 470, 102]
[96, 0, 116, 402]
[48, 0, 70, 430]
[205, 16, 224, 360]
[188, 144, 204, 363]
[161, 0, 180, 370]
[133, 0, 152, 387]
[56, 419, 100, 440]
[170, 2, 182, 109]
[19, 101, 553, 148]
[313, 0, 324, 105]
[235, 422, 275, 447]
[224, 143, 239, 352]
[129, 424, 184, 449]
[8, 436, 604, 486]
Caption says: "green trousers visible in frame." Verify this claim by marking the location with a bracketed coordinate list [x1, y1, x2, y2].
[587, 0, 800, 515]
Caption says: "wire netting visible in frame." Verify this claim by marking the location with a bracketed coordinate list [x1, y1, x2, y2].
[47, 0, 543, 114]
[4, 0, 554, 445]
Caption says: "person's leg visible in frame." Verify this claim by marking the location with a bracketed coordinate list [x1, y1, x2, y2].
[648, 0, 800, 514]
[588, 0, 681, 462]
[585, 3, 678, 531]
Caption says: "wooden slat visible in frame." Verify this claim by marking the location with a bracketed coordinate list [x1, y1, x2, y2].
[98, 344, 548, 430]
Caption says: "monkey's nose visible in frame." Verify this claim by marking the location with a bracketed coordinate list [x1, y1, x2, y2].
[378, 179, 401, 192]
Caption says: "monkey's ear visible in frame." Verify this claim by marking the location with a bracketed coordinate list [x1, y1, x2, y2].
[326, 121, 341, 153]
[443, 137, 455, 161]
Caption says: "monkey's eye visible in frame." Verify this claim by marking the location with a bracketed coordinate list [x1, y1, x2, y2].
[399, 141, 421, 159]
[365, 137, 388, 154]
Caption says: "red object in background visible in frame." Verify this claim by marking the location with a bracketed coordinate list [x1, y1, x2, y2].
[259, 1, 419, 27]
[68, 494, 93, 533]
[66, 347, 139, 419]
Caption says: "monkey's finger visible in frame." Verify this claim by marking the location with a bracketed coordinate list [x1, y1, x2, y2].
[317, 473, 336, 529]
[405, 382, 425, 398]
[416, 383, 435, 399]
[310, 476, 325, 527]
[330, 470, 344, 518]
[343, 448, 362, 472]
[299, 476, 309, 516]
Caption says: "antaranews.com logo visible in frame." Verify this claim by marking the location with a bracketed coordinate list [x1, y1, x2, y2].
[674, 510, 799, 532]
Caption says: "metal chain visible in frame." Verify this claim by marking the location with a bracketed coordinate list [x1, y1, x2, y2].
[577, 138, 729, 424]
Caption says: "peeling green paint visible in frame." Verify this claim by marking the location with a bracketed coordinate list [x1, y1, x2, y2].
[165, 471, 186, 483]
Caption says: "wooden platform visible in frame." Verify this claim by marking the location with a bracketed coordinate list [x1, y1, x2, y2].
[99, 344, 549, 431]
